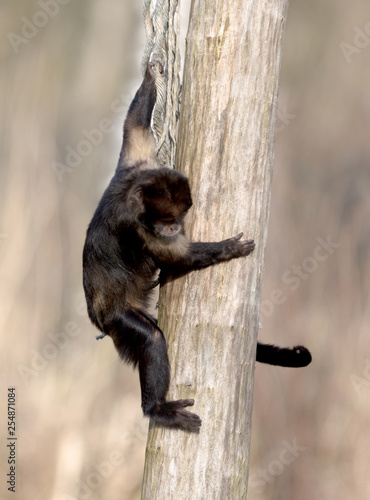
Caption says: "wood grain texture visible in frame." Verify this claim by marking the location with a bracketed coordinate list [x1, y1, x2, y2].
[141, 0, 288, 498]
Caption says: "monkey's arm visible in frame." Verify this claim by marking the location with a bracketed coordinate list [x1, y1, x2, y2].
[118, 63, 158, 169]
[160, 233, 254, 277]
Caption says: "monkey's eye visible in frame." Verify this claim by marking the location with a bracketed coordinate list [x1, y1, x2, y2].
[145, 187, 164, 198]
[159, 216, 175, 224]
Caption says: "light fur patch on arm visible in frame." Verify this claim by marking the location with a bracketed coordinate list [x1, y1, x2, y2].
[124, 126, 156, 167]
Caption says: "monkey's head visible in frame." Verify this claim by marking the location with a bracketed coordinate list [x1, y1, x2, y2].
[134, 168, 192, 239]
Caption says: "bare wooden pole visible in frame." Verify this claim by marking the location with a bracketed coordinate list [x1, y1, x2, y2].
[141, 0, 288, 498]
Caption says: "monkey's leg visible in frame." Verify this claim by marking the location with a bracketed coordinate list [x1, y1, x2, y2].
[109, 309, 202, 430]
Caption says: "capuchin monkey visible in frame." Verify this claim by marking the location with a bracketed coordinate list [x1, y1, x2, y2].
[83, 63, 311, 431]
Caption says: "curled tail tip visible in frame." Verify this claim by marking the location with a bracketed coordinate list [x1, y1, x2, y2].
[292, 345, 312, 367]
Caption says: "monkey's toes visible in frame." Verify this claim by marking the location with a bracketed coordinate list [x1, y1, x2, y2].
[176, 399, 194, 409]
[182, 399, 194, 408]
[177, 409, 202, 430]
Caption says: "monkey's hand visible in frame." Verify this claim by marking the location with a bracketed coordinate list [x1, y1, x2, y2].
[221, 232, 255, 259]
[147, 60, 165, 80]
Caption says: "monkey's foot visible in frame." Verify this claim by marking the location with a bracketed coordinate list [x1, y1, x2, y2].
[148, 399, 202, 431]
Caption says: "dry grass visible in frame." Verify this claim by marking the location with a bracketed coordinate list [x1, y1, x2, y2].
[0, 1, 369, 499]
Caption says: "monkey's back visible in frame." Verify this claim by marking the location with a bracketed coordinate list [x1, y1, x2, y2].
[82, 179, 158, 332]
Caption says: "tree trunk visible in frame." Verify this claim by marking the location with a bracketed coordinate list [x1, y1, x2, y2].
[141, 0, 288, 498]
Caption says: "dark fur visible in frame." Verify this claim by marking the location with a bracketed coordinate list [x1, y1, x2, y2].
[83, 64, 311, 431]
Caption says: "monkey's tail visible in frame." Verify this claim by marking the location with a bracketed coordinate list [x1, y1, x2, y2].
[256, 343, 312, 368]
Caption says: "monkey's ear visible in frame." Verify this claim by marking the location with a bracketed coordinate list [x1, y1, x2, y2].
[129, 187, 145, 214]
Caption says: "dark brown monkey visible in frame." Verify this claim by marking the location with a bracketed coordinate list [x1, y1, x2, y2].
[83, 64, 311, 431]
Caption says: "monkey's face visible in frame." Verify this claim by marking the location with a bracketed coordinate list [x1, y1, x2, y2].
[138, 169, 192, 240]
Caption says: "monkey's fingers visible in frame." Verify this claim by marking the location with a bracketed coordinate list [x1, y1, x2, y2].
[241, 239, 255, 254]
[231, 237, 255, 256]
[157, 62, 165, 76]
[146, 62, 156, 81]
[147, 61, 165, 79]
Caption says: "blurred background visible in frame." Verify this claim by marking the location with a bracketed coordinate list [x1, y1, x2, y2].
[0, 1, 369, 499]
